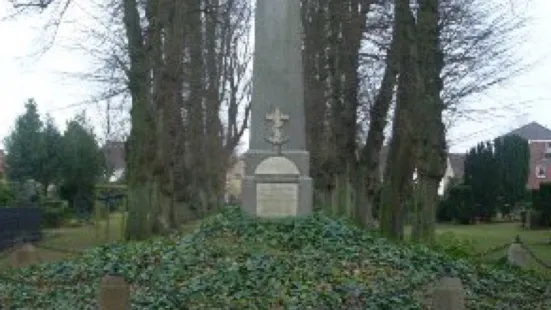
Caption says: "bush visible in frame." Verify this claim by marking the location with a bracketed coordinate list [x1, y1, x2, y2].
[0, 181, 15, 206]
[41, 199, 72, 228]
[438, 183, 476, 224]
[531, 183, 551, 227]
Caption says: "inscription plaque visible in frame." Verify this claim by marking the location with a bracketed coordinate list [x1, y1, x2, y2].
[256, 183, 298, 217]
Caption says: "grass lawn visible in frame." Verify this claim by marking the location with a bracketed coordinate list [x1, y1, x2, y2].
[435, 222, 551, 277]
[0, 212, 202, 269]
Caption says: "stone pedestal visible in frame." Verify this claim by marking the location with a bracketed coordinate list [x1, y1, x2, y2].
[242, 151, 312, 217]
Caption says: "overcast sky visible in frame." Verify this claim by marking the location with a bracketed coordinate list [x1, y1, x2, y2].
[0, 0, 550, 153]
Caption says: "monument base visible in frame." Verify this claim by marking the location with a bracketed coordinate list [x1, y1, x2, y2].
[241, 150, 313, 218]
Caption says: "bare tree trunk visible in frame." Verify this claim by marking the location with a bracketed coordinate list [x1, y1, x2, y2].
[184, 0, 208, 218]
[123, 0, 156, 240]
[302, 0, 330, 210]
[204, 0, 224, 213]
[411, 0, 446, 242]
[379, 0, 420, 240]
[151, 0, 188, 234]
[356, 38, 398, 229]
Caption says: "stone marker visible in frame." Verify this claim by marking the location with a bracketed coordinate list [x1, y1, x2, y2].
[99, 275, 130, 310]
[507, 242, 528, 268]
[9, 243, 38, 268]
[242, 0, 312, 218]
[525, 210, 532, 228]
[432, 277, 465, 310]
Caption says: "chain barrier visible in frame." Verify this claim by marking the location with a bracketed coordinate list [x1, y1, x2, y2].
[519, 242, 551, 270]
[476, 242, 510, 257]
[473, 235, 551, 271]
[32, 243, 86, 255]
[0, 239, 85, 261]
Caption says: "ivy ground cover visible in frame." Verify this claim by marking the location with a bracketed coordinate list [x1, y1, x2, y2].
[0, 207, 549, 309]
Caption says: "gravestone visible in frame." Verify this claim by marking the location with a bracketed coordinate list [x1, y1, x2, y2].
[99, 275, 130, 310]
[432, 277, 465, 310]
[507, 242, 528, 268]
[10, 243, 38, 268]
[242, 0, 312, 218]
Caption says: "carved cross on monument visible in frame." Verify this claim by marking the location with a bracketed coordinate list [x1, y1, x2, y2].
[265, 106, 289, 153]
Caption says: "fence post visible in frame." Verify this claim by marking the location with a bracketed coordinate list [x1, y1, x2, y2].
[9, 243, 38, 268]
[99, 274, 130, 310]
[432, 276, 465, 310]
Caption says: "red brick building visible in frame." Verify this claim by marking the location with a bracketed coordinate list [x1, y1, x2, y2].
[505, 122, 551, 190]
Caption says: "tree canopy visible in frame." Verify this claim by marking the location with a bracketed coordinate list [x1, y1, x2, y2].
[3, 99, 44, 183]
[494, 134, 530, 214]
[59, 113, 105, 214]
[463, 136, 530, 221]
[3, 101, 105, 212]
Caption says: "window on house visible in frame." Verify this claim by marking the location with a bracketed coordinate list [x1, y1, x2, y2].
[234, 173, 242, 180]
[536, 165, 547, 179]
[546, 143, 551, 158]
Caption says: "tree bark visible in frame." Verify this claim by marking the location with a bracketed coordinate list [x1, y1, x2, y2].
[411, 0, 447, 242]
[123, 0, 156, 240]
[356, 37, 398, 229]
[379, 0, 420, 240]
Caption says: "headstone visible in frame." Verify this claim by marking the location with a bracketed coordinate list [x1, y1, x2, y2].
[9, 243, 38, 268]
[99, 275, 130, 310]
[432, 277, 466, 310]
[46, 184, 58, 199]
[525, 210, 532, 228]
[242, 0, 312, 217]
[507, 243, 528, 268]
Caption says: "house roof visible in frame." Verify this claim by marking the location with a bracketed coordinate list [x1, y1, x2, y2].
[505, 122, 551, 141]
[448, 153, 465, 178]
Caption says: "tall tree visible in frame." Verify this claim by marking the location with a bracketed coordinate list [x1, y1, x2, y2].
[464, 141, 499, 221]
[301, 0, 372, 217]
[4, 99, 43, 183]
[493, 134, 530, 214]
[410, 0, 447, 242]
[121, 0, 252, 239]
[59, 113, 104, 215]
[36, 115, 63, 195]
[379, 0, 419, 240]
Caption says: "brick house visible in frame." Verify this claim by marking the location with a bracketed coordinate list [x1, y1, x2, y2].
[504, 122, 551, 190]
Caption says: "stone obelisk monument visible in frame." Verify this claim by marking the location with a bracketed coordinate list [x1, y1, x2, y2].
[242, 0, 313, 218]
